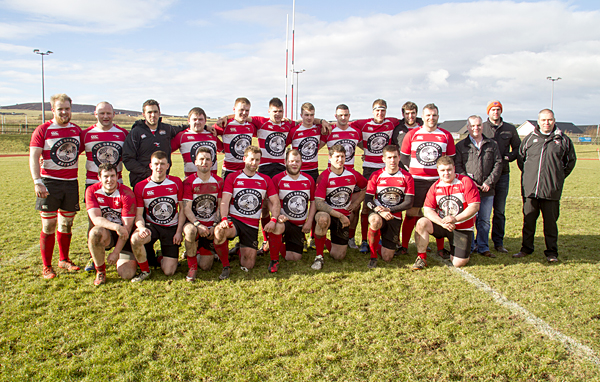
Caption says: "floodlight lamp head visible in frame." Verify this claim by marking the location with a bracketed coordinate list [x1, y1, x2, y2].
[33, 49, 39, 53]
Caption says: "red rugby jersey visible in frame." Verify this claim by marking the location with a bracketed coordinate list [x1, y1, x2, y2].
[215, 119, 256, 172]
[183, 173, 224, 227]
[400, 127, 456, 180]
[321, 124, 362, 169]
[81, 123, 128, 185]
[272, 171, 315, 226]
[30, 120, 83, 180]
[171, 128, 223, 177]
[424, 174, 480, 231]
[85, 182, 136, 225]
[366, 168, 415, 219]
[286, 123, 322, 171]
[223, 171, 277, 228]
[134, 175, 184, 227]
[315, 167, 367, 217]
[251, 116, 292, 167]
[351, 117, 399, 169]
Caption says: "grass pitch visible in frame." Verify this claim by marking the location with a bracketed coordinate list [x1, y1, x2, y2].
[1, 144, 600, 381]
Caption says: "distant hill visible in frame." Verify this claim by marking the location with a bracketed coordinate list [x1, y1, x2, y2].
[1, 103, 143, 116]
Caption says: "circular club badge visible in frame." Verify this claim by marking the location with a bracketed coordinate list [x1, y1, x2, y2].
[438, 195, 463, 219]
[337, 139, 356, 162]
[233, 188, 262, 216]
[298, 137, 319, 161]
[265, 132, 286, 157]
[325, 187, 351, 208]
[366, 132, 389, 155]
[192, 194, 217, 220]
[92, 141, 122, 166]
[50, 137, 79, 167]
[415, 142, 442, 166]
[282, 191, 309, 219]
[377, 187, 405, 208]
[190, 142, 217, 164]
[230, 134, 252, 160]
[148, 197, 177, 225]
[101, 207, 122, 224]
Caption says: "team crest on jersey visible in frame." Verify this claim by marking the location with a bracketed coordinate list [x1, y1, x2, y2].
[337, 139, 356, 161]
[325, 187, 351, 208]
[190, 142, 217, 164]
[367, 133, 389, 154]
[377, 187, 405, 207]
[438, 195, 463, 219]
[101, 207, 122, 224]
[265, 132, 286, 157]
[92, 141, 122, 166]
[148, 197, 177, 224]
[50, 137, 79, 167]
[298, 137, 319, 160]
[233, 189, 262, 215]
[230, 134, 252, 160]
[416, 142, 442, 166]
[282, 191, 308, 219]
[192, 194, 217, 219]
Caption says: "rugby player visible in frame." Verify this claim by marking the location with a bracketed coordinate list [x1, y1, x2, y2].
[390, 101, 423, 149]
[130, 151, 185, 282]
[214, 146, 281, 273]
[312, 144, 367, 270]
[320, 104, 361, 171]
[365, 145, 414, 268]
[413, 156, 480, 269]
[85, 163, 137, 285]
[182, 147, 229, 281]
[30, 93, 82, 279]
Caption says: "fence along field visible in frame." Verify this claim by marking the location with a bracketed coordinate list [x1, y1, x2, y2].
[1, 139, 600, 380]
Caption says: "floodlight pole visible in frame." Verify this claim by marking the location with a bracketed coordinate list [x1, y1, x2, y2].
[546, 76, 561, 110]
[34, 49, 53, 124]
[293, 69, 305, 120]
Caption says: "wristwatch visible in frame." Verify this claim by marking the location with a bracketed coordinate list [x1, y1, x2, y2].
[193, 221, 202, 227]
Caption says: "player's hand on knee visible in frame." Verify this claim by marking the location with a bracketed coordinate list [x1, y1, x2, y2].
[107, 251, 119, 265]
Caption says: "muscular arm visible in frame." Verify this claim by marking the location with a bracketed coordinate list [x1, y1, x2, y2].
[390, 195, 414, 213]
[219, 193, 232, 223]
[400, 153, 411, 170]
[455, 202, 480, 224]
[29, 147, 48, 198]
[173, 201, 186, 245]
[315, 198, 344, 219]
[302, 201, 317, 233]
[89, 208, 124, 232]
[109, 217, 134, 262]
[347, 190, 365, 211]
[182, 199, 197, 224]
[267, 194, 281, 218]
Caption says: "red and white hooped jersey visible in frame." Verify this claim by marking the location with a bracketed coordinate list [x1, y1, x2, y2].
[171, 128, 223, 177]
[134, 175, 184, 227]
[287, 123, 322, 171]
[315, 167, 367, 217]
[85, 182, 136, 225]
[352, 117, 399, 169]
[81, 124, 128, 185]
[251, 116, 292, 167]
[424, 174, 480, 231]
[321, 125, 362, 169]
[366, 168, 415, 219]
[272, 171, 315, 226]
[223, 171, 277, 229]
[183, 173, 224, 227]
[215, 120, 257, 172]
[400, 127, 456, 180]
[30, 120, 83, 180]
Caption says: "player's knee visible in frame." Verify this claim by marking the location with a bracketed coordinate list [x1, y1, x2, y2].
[117, 263, 137, 280]
[88, 227, 104, 245]
[382, 252, 394, 262]
[316, 214, 329, 228]
[130, 233, 144, 247]
[285, 252, 302, 261]
[368, 214, 382, 229]
[183, 225, 196, 241]
[41, 212, 58, 233]
[415, 217, 430, 232]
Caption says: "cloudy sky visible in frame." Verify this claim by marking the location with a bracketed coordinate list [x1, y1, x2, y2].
[1, 0, 599, 125]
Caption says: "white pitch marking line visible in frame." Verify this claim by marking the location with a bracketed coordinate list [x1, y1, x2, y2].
[433, 257, 600, 367]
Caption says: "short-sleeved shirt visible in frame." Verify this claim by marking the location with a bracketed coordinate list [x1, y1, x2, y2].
[315, 167, 368, 217]
[182, 173, 224, 227]
[223, 170, 277, 228]
[287, 123, 322, 171]
[134, 175, 184, 227]
[352, 117, 399, 169]
[272, 171, 315, 226]
[321, 125, 362, 169]
[30, 120, 83, 180]
[171, 128, 223, 177]
[215, 120, 257, 172]
[400, 127, 456, 180]
[81, 123, 129, 185]
[251, 117, 292, 167]
[85, 182, 136, 225]
[366, 168, 415, 219]
[424, 174, 480, 231]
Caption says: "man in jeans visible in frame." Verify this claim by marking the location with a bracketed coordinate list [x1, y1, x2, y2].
[455, 116, 502, 258]
[482, 101, 520, 254]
